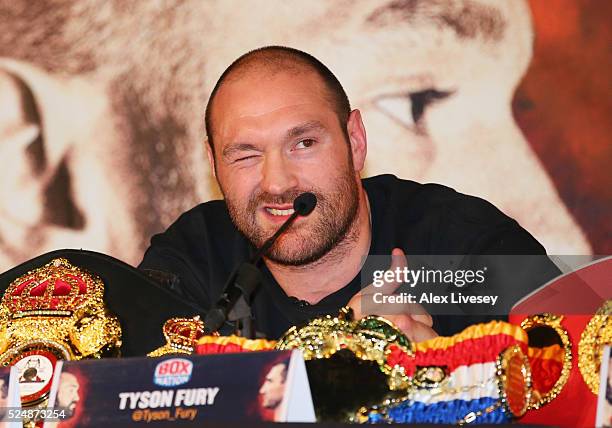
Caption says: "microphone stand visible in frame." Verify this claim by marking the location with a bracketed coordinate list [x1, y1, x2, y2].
[204, 193, 316, 338]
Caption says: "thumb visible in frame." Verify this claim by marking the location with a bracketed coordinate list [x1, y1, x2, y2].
[377, 247, 408, 295]
[389, 249, 432, 326]
[390, 247, 407, 268]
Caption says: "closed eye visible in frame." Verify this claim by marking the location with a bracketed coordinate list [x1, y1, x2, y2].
[233, 154, 260, 163]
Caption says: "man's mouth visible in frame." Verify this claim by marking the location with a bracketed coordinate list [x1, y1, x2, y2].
[265, 207, 295, 216]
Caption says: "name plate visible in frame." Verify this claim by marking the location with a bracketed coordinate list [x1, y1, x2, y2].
[45, 350, 314, 426]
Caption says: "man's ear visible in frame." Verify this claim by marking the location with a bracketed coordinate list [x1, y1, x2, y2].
[0, 66, 46, 227]
[205, 138, 216, 179]
[346, 109, 367, 172]
[0, 59, 103, 252]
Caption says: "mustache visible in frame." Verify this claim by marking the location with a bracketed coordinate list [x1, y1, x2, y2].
[247, 189, 321, 209]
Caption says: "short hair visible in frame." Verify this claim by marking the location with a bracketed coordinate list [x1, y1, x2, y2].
[204, 46, 351, 152]
[277, 361, 288, 384]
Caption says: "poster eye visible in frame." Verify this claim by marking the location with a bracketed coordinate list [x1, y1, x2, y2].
[374, 89, 453, 130]
[409, 90, 452, 123]
[375, 95, 416, 129]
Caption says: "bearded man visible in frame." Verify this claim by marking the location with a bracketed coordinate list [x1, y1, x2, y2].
[139, 46, 559, 340]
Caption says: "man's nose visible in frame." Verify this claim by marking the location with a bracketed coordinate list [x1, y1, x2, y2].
[260, 152, 298, 196]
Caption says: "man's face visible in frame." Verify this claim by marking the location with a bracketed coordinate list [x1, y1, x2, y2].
[209, 69, 362, 265]
[57, 372, 80, 416]
[259, 363, 286, 409]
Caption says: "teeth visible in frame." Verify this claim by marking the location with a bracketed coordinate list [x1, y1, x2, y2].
[266, 208, 295, 216]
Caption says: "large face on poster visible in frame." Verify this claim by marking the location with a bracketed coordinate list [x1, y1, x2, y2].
[0, 0, 606, 270]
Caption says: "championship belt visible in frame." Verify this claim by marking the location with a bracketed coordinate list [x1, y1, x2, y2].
[508, 256, 611, 427]
[276, 308, 532, 424]
[276, 306, 414, 421]
[510, 301, 611, 427]
[0, 258, 122, 409]
[353, 322, 531, 425]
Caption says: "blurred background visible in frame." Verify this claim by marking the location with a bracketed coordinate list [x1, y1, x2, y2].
[0, 0, 609, 271]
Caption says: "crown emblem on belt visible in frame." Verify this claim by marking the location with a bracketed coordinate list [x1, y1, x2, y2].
[148, 316, 206, 356]
[0, 258, 122, 409]
[3, 258, 104, 317]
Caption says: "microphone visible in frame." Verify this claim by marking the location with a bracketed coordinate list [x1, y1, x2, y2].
[293, 192, 317, 216]
[204, 192, 317, 335]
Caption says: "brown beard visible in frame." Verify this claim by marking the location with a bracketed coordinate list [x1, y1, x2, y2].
[224, 163, 360, 266]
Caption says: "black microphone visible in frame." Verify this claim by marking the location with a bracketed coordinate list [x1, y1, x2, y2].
[204, 192, 317, 335]
[293, 191, 317, 216]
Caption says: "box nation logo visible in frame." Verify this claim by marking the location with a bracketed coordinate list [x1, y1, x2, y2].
[154, 358, 193, 386]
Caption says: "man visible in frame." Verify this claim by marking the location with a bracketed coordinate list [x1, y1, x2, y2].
[139, 46, 559, 340]
[259, 360, 288, 421]
[0, 0, 593, 273]
[56, 372, 80, 418]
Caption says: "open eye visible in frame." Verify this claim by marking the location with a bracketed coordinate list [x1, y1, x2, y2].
[374, 89, 453, 131]
[294, 138, 316, 150]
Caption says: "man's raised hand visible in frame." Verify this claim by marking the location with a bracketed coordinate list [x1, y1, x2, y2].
[347, 248, 438, 342]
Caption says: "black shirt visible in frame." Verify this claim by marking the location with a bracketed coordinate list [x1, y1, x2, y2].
[139, 174, 559, 338]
